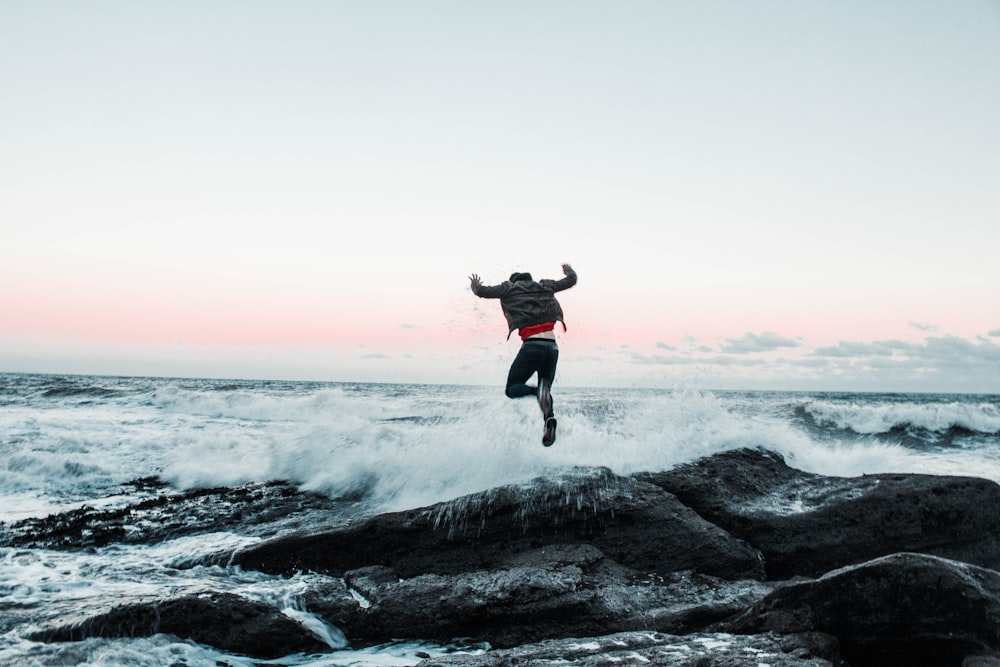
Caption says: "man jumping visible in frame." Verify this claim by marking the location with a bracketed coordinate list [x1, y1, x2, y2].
[469, 264, 577, 446]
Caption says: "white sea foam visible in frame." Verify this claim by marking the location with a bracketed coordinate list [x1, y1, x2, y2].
[7, 378, 999, 520]
[159, 385, 783, 510]
[150, 384, 984, 512]
[0, 633, 477, 667]
[803, 398, 1000, 435]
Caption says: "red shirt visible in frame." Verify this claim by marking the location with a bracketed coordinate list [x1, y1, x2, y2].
[518, 321, 556, 340]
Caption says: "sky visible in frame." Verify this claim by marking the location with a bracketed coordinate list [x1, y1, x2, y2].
[2, 1, 999, 392]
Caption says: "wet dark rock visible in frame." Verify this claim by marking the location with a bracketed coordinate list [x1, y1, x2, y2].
[233, 468, 765, 580]
[0, 479, 351, 551]
[964, 657, 1000, 667]
[27, 591, 328, 659]
[304, 544, 772, 649]
[20, 449, 1000, 665]
[415, 630, 844, 666]
[641, 448, 1000, 578]
[716, 552, 1000, 667]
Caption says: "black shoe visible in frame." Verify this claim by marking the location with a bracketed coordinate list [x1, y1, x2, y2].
[537, 379, 553, 420]
[543, 417, 557, 447]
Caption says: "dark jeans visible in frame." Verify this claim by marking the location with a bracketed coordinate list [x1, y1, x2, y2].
[505, 339, 559, 413]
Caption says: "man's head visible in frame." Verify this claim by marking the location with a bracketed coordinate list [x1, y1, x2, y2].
[509, 272, 533, 283]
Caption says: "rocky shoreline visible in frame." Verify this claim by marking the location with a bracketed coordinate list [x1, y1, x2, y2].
[8, 448, 1000, 666]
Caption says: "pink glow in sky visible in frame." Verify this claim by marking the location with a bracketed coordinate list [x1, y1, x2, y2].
[2, 2, 999, 392]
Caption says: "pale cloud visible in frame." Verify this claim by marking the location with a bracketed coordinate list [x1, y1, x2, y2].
[803, 335, 1000, 391]
[719, 331, 801, 354]
[812, 340, 908, 358]
[398, 323, 418, 329]
[629, 351, 767, 367]
[989, 330, 1000, 338]
[655, 342, 677, 351]
[677, 337, 713, 353]
[618, 333, 1000, 392]
[702, 356, 770, 367]
[812, 336, 1000, 366]
[628, 352, 690, 366]
[910, 322, 939, 333]
[360, 352, 390, 359]
[921, 335, 1000, 366]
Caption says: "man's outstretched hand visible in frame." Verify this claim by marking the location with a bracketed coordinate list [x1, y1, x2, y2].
[561, 264, 573, 275]
[469, 273, 482, 289]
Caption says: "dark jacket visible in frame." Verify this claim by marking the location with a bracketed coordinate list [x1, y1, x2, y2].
[472, 267, 578, 338]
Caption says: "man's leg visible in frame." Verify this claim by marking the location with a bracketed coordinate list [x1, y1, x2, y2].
[536, 346, 559, 420]
[536, 345, 559, 446]
[505, 344, 542, 399]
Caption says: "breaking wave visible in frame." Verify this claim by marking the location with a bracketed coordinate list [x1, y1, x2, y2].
[797, 396, 1000, 447]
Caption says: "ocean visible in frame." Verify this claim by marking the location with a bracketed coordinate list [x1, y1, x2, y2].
[2, 372, 1000, 666]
